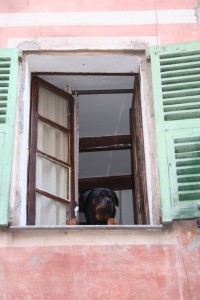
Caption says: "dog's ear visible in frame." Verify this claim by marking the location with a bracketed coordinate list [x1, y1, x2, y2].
[110, 190, 119, 207]
[79, 190, 92, 212]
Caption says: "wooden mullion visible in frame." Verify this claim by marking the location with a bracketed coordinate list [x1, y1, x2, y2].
[38, 114, 70, 134]
[79, 135, 131, 152]
[130, 105, 138, 224]
[79, 145, 131, 152]
[33, 72, 138, 77]
[37, 150, 70, 168]
[36, 188, 70, 205]
[73, 89, 133, 95]
[69, 95, 75, 217]
[27, 77, 39, 225]
[79, 175, 133, 192]
[131, 77, 149, 225]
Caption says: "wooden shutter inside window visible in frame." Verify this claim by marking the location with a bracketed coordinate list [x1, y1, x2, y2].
[151, 41, 200, 222]
[130, 77, 149, 224]
[0, 49, 18, 226]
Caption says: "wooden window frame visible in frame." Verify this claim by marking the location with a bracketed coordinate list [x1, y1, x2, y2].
[27, 72, 149, 225]
[27, 76, 75, 225]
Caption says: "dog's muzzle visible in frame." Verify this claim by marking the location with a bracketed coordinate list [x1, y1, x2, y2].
[96, 197, 113, 213]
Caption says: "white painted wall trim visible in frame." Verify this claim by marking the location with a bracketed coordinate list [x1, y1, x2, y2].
[8, 36, 157, 51]
[0, 10, 196, 27]
[11, 44, 157, 225]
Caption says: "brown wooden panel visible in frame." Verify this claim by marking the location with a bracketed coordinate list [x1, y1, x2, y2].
[27, 76, 39, 225]
[73, 89, 133, 95]
[69, 94, 75, 217]
[34, 72, 138, 76]
[79, 135, 131, 152]
[79, 175, 133, 192]
[130, 77, 149, 224]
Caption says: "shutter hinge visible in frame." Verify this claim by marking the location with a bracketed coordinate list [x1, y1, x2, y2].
[197, 218, 200, 228]
[146, 55, 151, 62]
[196, 205, 200, 228]
[18, 56, 23, 64]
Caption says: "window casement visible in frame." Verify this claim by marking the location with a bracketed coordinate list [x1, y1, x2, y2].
[1, 41, 200, 227]
[27, 76, 75, 225]
[151, 40, 200, 222]
[0, 49, 18, 226]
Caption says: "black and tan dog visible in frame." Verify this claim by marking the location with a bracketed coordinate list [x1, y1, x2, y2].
[79, 188, 119, 225]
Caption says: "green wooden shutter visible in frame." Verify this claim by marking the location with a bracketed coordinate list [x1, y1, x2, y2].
[0, 49, 18, 226]
[151, 41, 200, 222]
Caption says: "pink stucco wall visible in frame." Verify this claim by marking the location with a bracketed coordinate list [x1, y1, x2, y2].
[0, 221, 200, 299]
[0, 0, 200, 47]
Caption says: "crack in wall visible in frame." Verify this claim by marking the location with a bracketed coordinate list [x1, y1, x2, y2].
[195, 0, 200, 25]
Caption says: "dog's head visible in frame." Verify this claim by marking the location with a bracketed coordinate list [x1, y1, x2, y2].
[79, 188, 119, 225]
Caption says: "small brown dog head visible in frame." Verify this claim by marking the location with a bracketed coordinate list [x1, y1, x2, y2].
[79, 188, 119, 225]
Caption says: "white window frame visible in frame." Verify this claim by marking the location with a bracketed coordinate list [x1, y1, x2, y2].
[10, 46, 161, 226]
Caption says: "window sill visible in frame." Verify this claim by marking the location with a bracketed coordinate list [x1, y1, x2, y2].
[10, 225, 163, 231]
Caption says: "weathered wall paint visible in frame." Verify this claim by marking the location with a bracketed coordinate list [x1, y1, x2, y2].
[0, 221, 200, 299]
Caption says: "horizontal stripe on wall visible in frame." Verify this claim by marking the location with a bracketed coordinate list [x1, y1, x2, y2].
[0, 10, 196, 27]
[1, 24, 199, 49]
[0, 0, 197, 13]
[6, 36, 158, 50]
[1, 25, 157, 38]
[5, 25, 200, 50]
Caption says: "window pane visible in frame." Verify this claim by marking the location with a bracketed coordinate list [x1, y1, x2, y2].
[36, 155, 69, 199]
[37, 120, 69, 163]
[35, 193, 69, 225]
[38, 86, 69, 128]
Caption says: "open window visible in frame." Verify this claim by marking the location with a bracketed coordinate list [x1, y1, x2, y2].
[27, 71, 149, 225]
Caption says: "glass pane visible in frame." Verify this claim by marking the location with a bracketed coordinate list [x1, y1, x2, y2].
[36, 193, 69, 225]
[38, 86, 69, 128]
[36, 155, 69, 199]
[37, 120, 69, 163]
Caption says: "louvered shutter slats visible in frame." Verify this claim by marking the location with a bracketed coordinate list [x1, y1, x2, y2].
[0, 57, 11, 124]
[0, 49, 18, 226]
[161, 68, 200, 79]
[151, 41, 200, 222]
